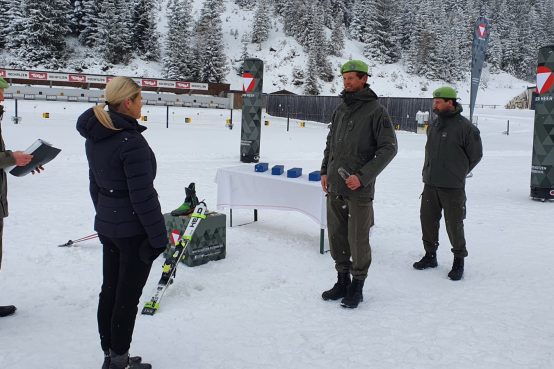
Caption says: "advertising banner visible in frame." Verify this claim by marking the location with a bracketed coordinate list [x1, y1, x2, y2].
[469, 16, 491, 123]
[530, 45, 554, 201]
[240, 58, 264, 163]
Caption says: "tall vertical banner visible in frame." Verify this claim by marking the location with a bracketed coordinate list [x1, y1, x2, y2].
[240, 58, 264, 163]
[469, 16, 492, 123]
[530, 46, 554, 201]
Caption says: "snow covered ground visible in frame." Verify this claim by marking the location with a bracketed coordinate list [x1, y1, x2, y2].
[0, 100, 552, 369]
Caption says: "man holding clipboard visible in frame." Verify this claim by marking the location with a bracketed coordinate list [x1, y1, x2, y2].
[0, 76, 44, 317]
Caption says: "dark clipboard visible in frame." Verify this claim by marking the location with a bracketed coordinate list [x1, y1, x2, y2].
[9, 139, 61, 177]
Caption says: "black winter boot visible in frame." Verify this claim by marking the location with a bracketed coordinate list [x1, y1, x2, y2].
[413, 252, 438, 270]
[340, 278, 364, 308]
[108, 350, 152, 369]
[448, 257, 464, 281]
[322, 272, 351, 301]
[170, 182, 199, 216]
[0, 305, 16, 317]
[102, 352, 145, 369]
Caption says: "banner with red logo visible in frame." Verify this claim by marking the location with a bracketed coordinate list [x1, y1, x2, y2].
[69, 74, 86, 83]
[29, 72, 48, 80]
[0, 68, 208, 90]
[141, 79, 158, 87]
[470, 16, 491, 123]
[530, 45, 554, 200]
[240, 58, 264, 163]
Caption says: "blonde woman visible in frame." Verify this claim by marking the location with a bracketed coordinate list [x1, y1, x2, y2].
[77, 76, 167, 369]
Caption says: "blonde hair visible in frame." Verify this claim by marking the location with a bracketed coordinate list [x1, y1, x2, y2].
[92, 76, 141, 130]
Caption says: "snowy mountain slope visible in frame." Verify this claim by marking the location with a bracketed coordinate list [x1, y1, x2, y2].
[183, 0, 533, 104]
[0, 0, 533, 104]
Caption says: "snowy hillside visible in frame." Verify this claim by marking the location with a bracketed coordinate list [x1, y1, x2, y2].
[115, 0, 534, 104]
[215, 1, 531, 104]
[0, 0, 533, 105]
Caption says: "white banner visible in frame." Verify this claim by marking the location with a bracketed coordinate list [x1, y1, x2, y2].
[48, 73, 69, 81]
[0, 68, 209, 90]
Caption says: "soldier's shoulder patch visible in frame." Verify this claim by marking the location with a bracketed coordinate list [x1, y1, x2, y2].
[382, 115, 392, 128]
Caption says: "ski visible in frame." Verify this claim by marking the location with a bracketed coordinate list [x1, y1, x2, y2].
[141, 202, 207, 315]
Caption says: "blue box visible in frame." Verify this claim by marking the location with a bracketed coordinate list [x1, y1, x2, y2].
[255, 163, 268, 172]
[272, 165, 284, 175]
[309, 171, 321, 181]
[287, 167, 302, 178]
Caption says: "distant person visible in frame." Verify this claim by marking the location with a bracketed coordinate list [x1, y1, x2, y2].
[77, 76, 168, 369]
[0, 77, 43, 318]
[413, 86, 483, 280]
[320, 60, 398, 309]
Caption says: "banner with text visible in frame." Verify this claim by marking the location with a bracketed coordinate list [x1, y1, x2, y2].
[240, 58, 264, 163]
[531, 45, 554, 200]
[0, 68, 208, 90]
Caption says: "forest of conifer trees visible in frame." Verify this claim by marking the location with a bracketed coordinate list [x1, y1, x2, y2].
[0, 0, 551, 88]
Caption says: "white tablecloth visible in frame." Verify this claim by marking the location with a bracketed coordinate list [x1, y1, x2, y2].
[215, 165, 327, 228]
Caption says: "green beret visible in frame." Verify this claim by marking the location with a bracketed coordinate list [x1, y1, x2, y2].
[0, 77, 9, 89]
[340, 60, 369, 75]
[432, 86, 458, 99]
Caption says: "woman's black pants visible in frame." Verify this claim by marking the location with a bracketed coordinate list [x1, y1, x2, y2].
[97, 234, 153, 355]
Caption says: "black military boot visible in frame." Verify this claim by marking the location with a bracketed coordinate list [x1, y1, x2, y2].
[0, 305, 16, 317]
[413, 252, 438, 270]
[340, 278, 364, 309]
[108, 350, 152, 369]
[102, 352, 145, 369]
[322, 272, 351, 301]
[448, 257, 464, 281]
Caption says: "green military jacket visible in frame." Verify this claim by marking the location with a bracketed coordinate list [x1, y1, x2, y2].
[423, 104, 483, 189]
[321, 86, 398, 200]
[0, 111, 16, 217]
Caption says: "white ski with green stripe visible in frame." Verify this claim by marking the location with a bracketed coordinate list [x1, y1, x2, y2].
[142, 202, 207, 315]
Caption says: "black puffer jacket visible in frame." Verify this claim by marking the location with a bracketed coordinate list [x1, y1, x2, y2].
[76, 108, 168, 249]
[422, 104, 483, 189]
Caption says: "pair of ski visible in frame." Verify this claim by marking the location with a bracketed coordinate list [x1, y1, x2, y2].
[141, 202, 207, 316]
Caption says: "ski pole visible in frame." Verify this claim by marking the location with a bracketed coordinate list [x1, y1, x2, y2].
[58, 233, 99, 247]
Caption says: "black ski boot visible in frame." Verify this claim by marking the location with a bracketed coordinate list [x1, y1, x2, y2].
[322, 272, 351, 301]
[448, 257, 464, 281]
[340, 278, 364, 309]
[0, 305, 16, 317]
[108, 350, 151, 369]
[413, 252, 438, 270]
[102, 352, 145, 369]
[170, 182, 199, 216]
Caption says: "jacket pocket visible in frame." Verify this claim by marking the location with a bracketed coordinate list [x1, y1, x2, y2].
[96, 193, 138, 224]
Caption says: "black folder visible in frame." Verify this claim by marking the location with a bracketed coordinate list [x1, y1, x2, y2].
[9, 139, 61, 177]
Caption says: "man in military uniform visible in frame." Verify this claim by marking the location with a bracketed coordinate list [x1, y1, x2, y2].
[0, 76, 37, 317]
[320, 60, 397, 308]
[413, 86, 483, 280]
